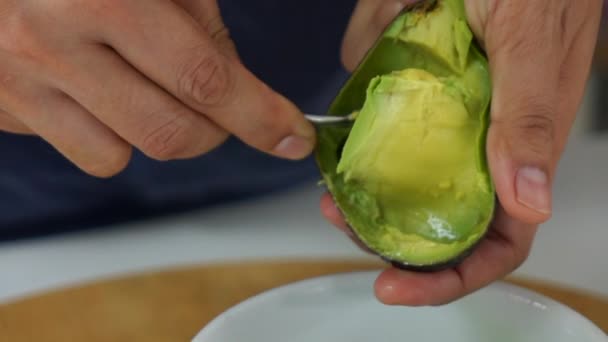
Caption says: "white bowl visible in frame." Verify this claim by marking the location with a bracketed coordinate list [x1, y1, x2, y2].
[193, 271, 607, 342]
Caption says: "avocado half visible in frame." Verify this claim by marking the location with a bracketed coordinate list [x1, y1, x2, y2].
[315, 0, 495, 271]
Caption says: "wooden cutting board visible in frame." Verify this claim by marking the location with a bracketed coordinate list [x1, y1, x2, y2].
[0, 260, 606, 341]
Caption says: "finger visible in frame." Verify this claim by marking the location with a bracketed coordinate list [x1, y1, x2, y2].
[320, 192, 349, 232]
[171, 0, 238, 57]
[341, 0, 417, 71]
[374, 207, 537, 306]
[484, 2, 564, 225]
[60, 45, 229, 161]
[0, 111, 32, 134]
[2, 88, 132, 177]
[96, 0, 315, 160]
[0, 58, 132, 176]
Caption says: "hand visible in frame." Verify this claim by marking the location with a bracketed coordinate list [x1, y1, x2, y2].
[323, 0, 603, 306]
[0, 0, 316, 177]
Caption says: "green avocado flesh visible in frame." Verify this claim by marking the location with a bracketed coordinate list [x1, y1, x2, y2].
[316, 0, 495, 268]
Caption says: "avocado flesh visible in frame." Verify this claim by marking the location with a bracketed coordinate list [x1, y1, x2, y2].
[315, 0, 494, 269]
[337, 68, 492, 265]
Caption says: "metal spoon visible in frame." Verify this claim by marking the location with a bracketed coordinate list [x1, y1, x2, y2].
[304, 112, 358, 126]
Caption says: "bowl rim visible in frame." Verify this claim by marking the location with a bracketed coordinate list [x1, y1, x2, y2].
[193, 270, 608, 341]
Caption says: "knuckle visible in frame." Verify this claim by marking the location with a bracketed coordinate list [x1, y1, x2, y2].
[72, 0, 126, 18]
[177, 50, 234, 108]
[0, 11, 43, 61]
[511, 102, 556, 152]
[204, 15, 228, 40]
[485, 2, 552, 57]
[0, 7, 67, 72]
[141, 115, 192, 161]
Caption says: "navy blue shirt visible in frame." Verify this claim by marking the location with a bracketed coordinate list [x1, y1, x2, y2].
[0, 1, 358, 240]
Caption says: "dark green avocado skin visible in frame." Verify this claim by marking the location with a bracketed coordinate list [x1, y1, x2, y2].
[344, 224, 484, 272]
[386, 243, 479, 272]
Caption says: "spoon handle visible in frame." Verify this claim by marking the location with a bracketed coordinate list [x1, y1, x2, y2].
[304, 113, 356, 126]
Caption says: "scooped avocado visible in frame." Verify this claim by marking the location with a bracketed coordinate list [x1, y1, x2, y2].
[315, 0, 494, 270]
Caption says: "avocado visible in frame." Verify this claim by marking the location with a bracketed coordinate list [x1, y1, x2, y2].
[315, 0, 495, 271]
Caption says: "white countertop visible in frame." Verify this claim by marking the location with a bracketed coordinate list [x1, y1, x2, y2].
[0, 134, 607, 304]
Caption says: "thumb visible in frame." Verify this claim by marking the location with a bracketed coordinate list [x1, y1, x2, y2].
[484, 9, 561, 225]
[487, 99, 555, 225]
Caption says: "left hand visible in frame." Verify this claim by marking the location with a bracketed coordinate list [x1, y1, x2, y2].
[322, 0, 603, 306]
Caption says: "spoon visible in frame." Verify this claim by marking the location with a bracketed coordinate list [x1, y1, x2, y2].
[304, 112, 358, 126]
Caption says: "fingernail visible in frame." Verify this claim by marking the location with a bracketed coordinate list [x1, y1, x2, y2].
[273, 135, 314, 160]
[516, 167, 552, 214]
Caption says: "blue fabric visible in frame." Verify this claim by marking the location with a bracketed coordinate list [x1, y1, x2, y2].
[0, 0, 357, 240]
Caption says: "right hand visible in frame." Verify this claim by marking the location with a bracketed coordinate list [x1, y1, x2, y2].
[0, 0, 316, 177]
[329, 0, 602, 307]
